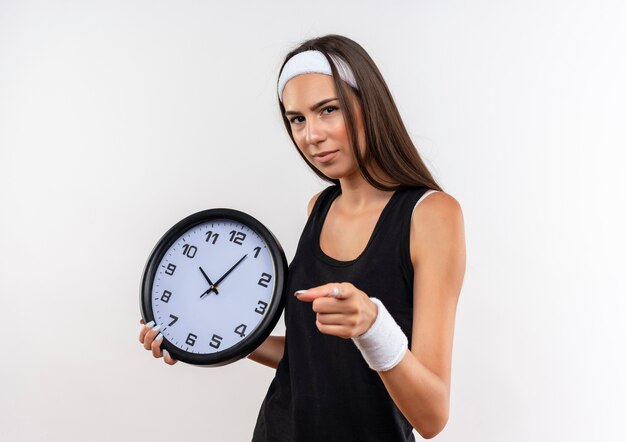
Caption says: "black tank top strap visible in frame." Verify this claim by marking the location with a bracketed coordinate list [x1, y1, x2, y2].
[309, 184, 339, 220]
[386, 186, 432, 285]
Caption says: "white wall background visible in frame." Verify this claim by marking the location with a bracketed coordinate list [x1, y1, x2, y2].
[1, 1, 625, 441]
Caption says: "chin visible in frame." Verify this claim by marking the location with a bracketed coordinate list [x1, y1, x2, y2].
[321, 167, 358, 181]
[315, 166, 340, 180]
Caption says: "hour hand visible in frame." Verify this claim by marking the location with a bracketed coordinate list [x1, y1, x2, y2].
[199, 266, 219, 297]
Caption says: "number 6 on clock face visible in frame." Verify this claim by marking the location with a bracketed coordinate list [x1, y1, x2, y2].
[140, 208, 288, 367]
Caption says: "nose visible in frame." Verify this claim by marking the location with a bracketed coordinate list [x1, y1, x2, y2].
[304, 118, 324, 145]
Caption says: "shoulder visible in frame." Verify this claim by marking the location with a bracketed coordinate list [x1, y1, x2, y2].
[306, 191, 322, 217]
[409, 190, 465, 267]
[306, 184, 338, 216]
[411, 189, 463, 220]
[306, 189, 326, 216]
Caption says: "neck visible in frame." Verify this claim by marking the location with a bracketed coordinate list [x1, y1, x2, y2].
[337, 170, 396, 213]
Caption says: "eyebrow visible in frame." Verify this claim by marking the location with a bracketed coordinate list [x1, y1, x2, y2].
[284, 97, 338, 116]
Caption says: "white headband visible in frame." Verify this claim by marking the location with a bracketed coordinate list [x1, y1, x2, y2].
[277, 50, 358, 102]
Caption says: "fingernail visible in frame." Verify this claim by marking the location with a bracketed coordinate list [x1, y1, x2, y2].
[163, 349, 169, 358]
[146, 321, 155, 328]
[152, 325, 161, 333]
[155, 333, 163, 341]
[294, 289, 308, 296]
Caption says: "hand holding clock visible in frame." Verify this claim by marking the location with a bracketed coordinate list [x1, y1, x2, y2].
[139, 318, 178, 365]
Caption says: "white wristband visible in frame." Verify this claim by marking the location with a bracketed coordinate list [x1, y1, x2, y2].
[351, 297, 408, 372]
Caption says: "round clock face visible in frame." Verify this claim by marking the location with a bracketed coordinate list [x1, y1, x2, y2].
[140, 209, 287, 367]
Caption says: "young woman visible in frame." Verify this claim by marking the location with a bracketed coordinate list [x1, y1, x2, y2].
[139, 34, 466, 441]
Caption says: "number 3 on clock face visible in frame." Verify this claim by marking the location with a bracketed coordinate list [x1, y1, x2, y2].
[140, 208, 288, 367]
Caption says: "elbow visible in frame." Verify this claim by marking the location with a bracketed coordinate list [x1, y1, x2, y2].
[416, 411, 449, 439]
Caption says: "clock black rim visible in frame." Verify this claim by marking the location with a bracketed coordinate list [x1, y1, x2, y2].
[140, 208, 288, 367]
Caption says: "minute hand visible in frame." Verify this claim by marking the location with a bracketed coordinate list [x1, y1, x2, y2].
[201, 254, 248, 298]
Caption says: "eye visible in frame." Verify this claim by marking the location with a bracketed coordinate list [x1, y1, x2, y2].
[288, 106, 339, 124]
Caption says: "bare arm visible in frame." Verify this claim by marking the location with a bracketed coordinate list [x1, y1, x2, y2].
[378, 192, 465, 439]
[246, 190, 323, 369]
[246, 335, 285, 369]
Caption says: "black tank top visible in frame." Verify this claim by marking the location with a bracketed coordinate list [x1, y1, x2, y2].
[252, 183, 429, 442]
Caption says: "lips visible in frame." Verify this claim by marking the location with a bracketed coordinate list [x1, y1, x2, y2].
[315, 150, 339, 158]
[314, 150, 339, 164]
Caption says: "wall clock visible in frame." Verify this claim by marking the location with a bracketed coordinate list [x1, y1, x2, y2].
[140, 208, 288, 367]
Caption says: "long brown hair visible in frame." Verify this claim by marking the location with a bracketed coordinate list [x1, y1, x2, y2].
[277, 34, 443, 192]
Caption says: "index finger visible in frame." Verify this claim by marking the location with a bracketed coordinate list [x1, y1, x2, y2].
[294, 285, 343, 302]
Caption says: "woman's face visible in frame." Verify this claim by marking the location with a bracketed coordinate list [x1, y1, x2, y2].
[282, 73, 365, 180]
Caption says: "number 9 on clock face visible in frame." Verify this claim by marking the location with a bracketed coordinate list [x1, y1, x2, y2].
[140, 208, 288, 367]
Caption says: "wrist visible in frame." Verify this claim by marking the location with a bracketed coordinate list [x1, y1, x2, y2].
[351, 297, 408, 372]
[359, 298, 379, 338]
